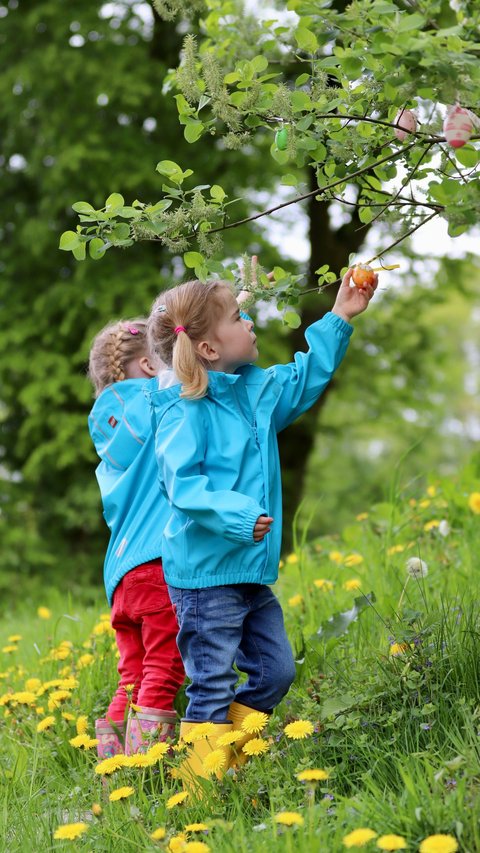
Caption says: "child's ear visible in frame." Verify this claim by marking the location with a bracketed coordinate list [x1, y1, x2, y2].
[138, 356, 158, 377]
[195, 340, 220, 364]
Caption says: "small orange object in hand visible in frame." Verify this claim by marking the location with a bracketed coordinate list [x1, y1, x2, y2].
[352, 264, 376, 288]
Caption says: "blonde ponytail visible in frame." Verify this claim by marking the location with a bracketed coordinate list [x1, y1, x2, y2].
[147, 280, 228, 400]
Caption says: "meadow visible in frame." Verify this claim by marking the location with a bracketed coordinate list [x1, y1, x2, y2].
[1, 468, 479, 853]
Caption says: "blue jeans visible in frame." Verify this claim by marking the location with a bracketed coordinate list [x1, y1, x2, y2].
[167, 583, 296, 721]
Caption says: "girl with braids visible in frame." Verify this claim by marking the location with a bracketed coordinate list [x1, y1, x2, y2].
[87, 319, 185, 759]
[145, 269, 376, 791]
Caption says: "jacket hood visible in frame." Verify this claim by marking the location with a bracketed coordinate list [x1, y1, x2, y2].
[88, 379, 151, 470]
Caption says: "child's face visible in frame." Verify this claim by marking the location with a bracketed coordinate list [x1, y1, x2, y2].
[206, 287, 258, 372]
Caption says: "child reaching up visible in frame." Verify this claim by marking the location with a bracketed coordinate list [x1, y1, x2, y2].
[146, 268, 376, 790]
[87, 319, 185, 758]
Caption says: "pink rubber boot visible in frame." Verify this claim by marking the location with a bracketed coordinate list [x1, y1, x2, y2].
[125, 706, 177, 755]
[95, 718, 126, 759]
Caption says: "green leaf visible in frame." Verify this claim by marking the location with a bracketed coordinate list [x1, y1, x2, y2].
[72, 201, 95, 214]
[184, 251, 204, 269]
[294, 26, 318, 53]
[251, 54, 269, 73]
[72, 242, 86, 261]
[283, 310, 302, 329]
[398, 12, 425, 31]
[105, 193, 125, 210]
[89, 238, 106, 259]
[455, 145, 479, 168]
[184, 121, 204, 143]
[320, 694, 356, 720]
[210, 185, 226, 202]
[156, 160, 184, 183]
[59, 231, 80, 251]
[281, 173, 299, 186]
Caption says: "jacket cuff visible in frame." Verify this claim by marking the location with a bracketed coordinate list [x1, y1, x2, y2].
[322, 311, 354, 338]
[241, 504, 267, 543]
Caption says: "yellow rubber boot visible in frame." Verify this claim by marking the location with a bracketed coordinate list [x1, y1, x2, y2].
[228, 701, 269, 768]
[175, 720, 232, 794]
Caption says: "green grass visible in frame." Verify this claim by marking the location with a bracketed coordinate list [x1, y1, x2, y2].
[1, 473, 480, 852]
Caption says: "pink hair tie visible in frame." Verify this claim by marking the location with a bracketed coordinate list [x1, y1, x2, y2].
[174, 326, 187, 335]
[127, 327, 139, 335]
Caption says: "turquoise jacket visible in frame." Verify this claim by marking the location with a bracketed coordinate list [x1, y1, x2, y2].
[88, 379, 170, 604]
[148, 311, 353, 589]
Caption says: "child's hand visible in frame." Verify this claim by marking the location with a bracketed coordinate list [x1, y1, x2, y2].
[331, 268, 377, 322]
[253, 515, 274, 542]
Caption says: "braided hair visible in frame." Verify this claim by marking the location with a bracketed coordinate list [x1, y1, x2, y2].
[88, 318, 151, 397]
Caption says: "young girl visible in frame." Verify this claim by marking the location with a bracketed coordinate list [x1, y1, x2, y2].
[145, 268, 376, 786]
[88, 319, 185, 758]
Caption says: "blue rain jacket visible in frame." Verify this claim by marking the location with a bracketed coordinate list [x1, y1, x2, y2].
[88, 379, 170, 604]
[148, 311, 353, 589]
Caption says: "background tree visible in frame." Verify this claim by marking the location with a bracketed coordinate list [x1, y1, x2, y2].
[62, 0, 480, 542]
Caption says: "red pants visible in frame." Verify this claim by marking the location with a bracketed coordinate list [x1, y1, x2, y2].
[107, 560, 185, 721]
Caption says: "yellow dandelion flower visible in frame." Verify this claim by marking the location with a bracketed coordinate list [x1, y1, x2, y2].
[284, 720, 314, 739]
[419, 835, 458, 853]
[288, 594, 304, 607]
[10, 691, 37, 705]
[49, 647, 71, 661]
[182, 722, 216, 743]
[427, 485, 437, 497]
[92, 621, 113, 636]
[279, 560, 284, 569]
[343, 828, 377, 847]
[92, 803, 102, 817]
[296, 768, 329, 782]
[184, 843, 210, 852]
[242, 737, 270, 756]
[185, 823, 209, 832]
[344, 554, 363, 567]
[7, 635, 22, 643]
[329, 550, 344, 564]
[109, 786, 134, 802]
[2, 646, 17, 654]
[37, 606, 52, 620]
[69, 734, 98, 750]
[62, 712, 75, 722]
[343, 579, 362, 591]
[168, 835, 187, 852]
[216, 730, 244, 746]
[387, 544, 405, 556]
[75, 715, 88, 734]
[419, 499, 431, 509]
[274, 811, 304, 827]
[356, 513, 369, 521]
[25, 678, 41, 692]
[314, 579, 334, 591]
[286, 553, 299, 564]
[389, 643, 413, 657]
[167, 791, 190, 809]
[468, 492, 480, 514]
[151, 827, 166, 840]
[146, 742, 169, 761]
[48, 690, 71, 711]
[203, 749, 226, 775]
[37, 715, 56, 733]
[123, 753, 154, 768]
[95, 755, 128, 775]
[36, 706, 45, 715]
[77, 653, 94, 669]
[53, 822, 89, 840]
[377, 835, 407, 851]
[424, 520, 440, 532]
[99, 612, 110, 621]
[240, 711, 269, 734]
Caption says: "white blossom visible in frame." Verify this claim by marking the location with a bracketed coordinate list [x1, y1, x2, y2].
[406, 557, 429, 579]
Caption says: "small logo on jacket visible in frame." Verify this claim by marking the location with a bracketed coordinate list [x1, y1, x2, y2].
[108, 416, 118, 428]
